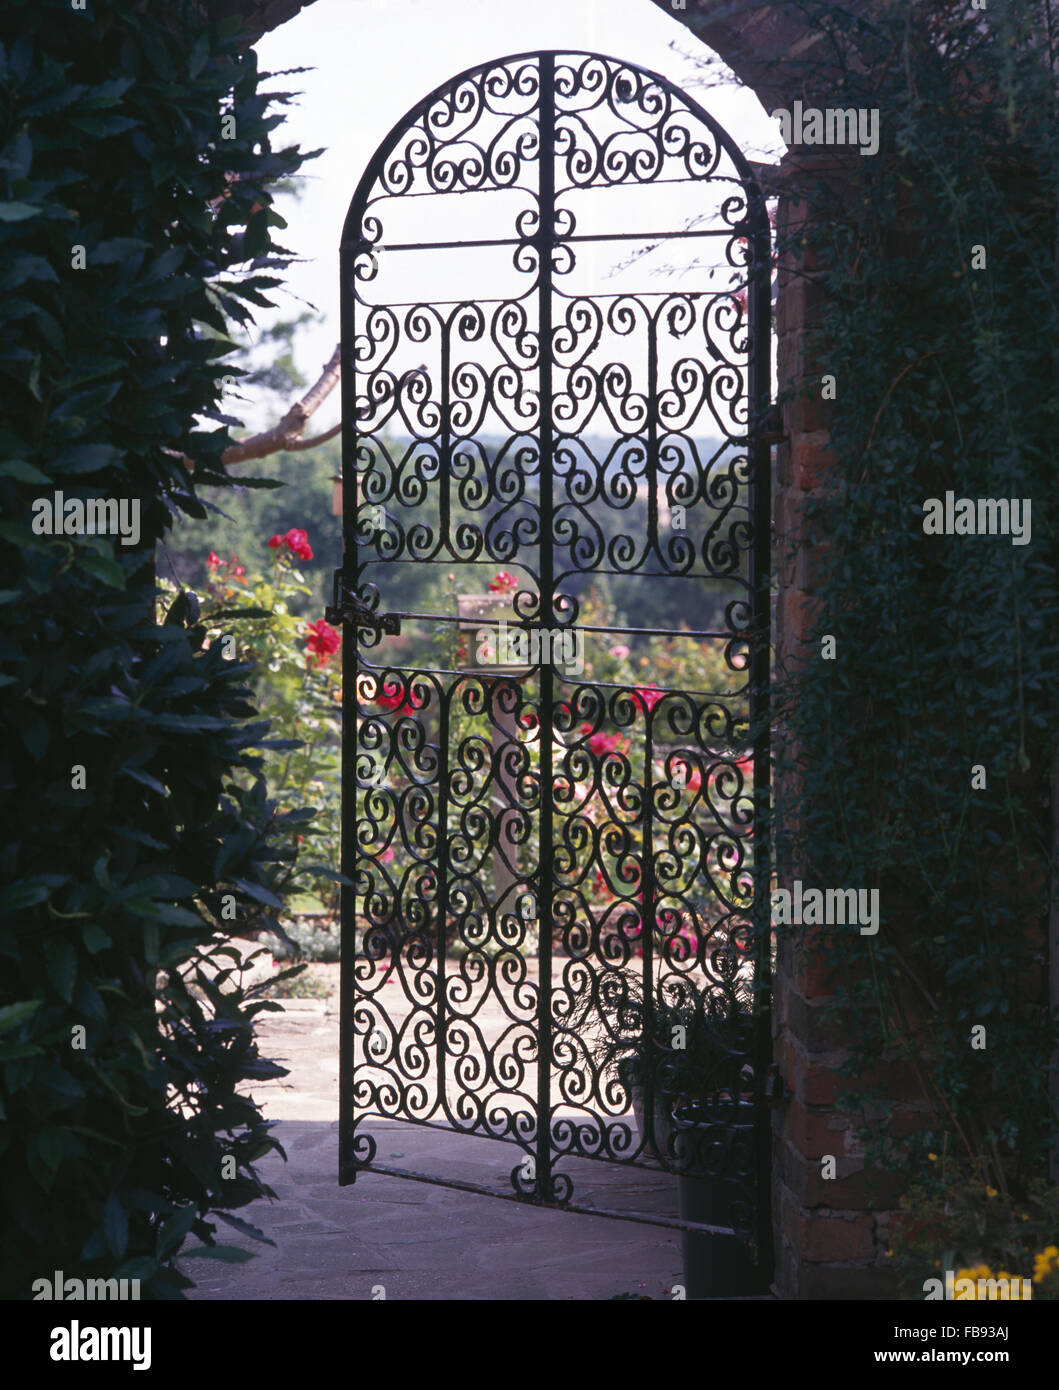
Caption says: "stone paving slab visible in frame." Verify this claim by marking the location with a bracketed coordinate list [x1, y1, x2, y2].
[184, 1119, 685, 1300]
[182, 981, 692, 1300]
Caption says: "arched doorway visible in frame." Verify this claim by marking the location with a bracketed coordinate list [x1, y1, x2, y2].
[330, 49, 773, 1287]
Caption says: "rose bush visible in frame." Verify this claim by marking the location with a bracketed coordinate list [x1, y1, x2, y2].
[160, 528, 345, 930]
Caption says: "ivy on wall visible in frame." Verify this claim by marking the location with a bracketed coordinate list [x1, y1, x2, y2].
[0, 0, 318, 1296]
[770, 0, 1059, 1194]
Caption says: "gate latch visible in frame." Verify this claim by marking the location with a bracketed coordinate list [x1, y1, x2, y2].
[325, 570, 401, 635]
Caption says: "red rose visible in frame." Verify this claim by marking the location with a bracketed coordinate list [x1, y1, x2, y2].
[267, 535, 283, 549]
[285, 528, 309, 551]
[206, 551, 220, 570]
[305, 617, 341, 668]
[587, 729, 627, 757]
[295, 542, 313, 561]
[632, 685, 663, 713]
[232, 565, 245, 582]
[373, 685, 422, 718]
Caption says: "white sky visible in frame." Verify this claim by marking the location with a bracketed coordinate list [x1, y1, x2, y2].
[249, 0, 785, 432]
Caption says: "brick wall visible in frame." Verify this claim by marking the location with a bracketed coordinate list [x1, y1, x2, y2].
[769, 152, 905, 1299]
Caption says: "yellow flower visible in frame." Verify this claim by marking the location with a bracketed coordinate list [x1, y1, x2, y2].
[954, 1268, 982, 1298]
[927, 1153, 938, 1161]
[985, 1186, 998, 1198]
[884, 1249, 893, 1258]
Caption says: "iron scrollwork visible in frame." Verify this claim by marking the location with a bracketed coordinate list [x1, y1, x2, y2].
[339, 50, 771, 1262]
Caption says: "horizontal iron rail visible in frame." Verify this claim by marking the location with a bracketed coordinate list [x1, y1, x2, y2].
[345, 1161, 755, 1243]
[364, 227, 742, 254]
[352, 611, 753, 641]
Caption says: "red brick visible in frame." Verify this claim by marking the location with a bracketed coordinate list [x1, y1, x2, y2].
[776, 1032, 801, 1093]
[776, 326, 823, 387]
[792, 934, 835, 998]
[776, 268, 828, 339]
[785, 1097, 854, 1158]
[778, 586, 822, 649]
[783, 1197, 875, 1262]
[791, 430, 837, 489]
[806, 1213, 875, 1262]
[785, 989, 853, 1051]
[802, 1154, 909, 1210]
[802, 1062, 840, 1107]
[803, 1262, 901, 1299]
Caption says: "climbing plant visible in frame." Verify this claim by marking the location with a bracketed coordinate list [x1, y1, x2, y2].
[763, 0, 1059, 1201]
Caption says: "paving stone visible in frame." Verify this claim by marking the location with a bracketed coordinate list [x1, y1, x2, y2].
[183, 991, 724, 1300]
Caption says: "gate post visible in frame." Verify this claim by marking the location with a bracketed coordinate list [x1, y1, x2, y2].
[770, 151, 907, 1299]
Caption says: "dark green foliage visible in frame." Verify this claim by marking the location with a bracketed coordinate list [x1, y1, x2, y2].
[0, 0, 317, 1296]
[769, 1, 1059, 1191]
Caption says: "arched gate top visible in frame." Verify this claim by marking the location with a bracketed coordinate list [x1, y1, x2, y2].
[340, 49, 768, 255]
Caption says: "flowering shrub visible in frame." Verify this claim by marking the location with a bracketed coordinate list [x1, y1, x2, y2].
[160, 526, 345, 926]
[885, 1156, 1059, 1299]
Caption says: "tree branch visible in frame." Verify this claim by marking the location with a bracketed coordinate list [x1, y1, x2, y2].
[223, 341, 342, 465]
[168, 341, 342, 471]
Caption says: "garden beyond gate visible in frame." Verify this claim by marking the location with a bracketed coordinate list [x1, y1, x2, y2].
[331, 49, 774, 1271]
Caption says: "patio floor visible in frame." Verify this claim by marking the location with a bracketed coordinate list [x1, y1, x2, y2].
[182, 978, 693, 1300]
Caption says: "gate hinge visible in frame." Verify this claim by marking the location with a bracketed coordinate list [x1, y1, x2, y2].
[762, 1062, 785, 1107]
[758, 403, 786, 446]
[324, 569, 401, 635]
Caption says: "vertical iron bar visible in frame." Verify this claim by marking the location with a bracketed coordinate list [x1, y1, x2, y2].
[437, 305, 454, 1123]
[535, 52, 556, 1204]
[440, 313, 452, 555]
[436, 686, 450, 1120]
[339, 244, 359, 1185]
[642, 309, 658, 1154]
[747, 180, 774, 1281]
[646, 310, 659, 553]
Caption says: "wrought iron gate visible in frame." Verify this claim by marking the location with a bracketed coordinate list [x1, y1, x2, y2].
[334, 49, 773, 1274]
